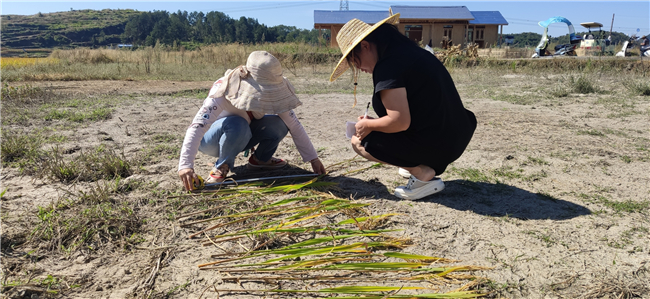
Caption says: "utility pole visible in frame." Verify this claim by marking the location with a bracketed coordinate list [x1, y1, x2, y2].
[340, 0, 349, 11]
[609, 13, 614, 39]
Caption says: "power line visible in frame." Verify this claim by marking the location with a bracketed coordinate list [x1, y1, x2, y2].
[351, 1, 392, 9]
[211, 1, 324, 14]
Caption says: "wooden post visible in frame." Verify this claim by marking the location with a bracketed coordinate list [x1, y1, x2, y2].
[499, 25, 503, 47]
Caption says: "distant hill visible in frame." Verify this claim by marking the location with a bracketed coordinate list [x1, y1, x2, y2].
[0, 9, 636, 53]
[1, 9, 140, 49]
[1, 9, 323, 53]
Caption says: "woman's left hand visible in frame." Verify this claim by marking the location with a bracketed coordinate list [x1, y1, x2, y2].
[310, 158, 326, 174]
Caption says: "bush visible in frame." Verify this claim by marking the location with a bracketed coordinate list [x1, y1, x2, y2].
[625, 81, 650, 96]
[570, 75, 598, 94]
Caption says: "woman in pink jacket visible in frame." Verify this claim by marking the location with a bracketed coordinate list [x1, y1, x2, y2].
[178, 51, 325, 191]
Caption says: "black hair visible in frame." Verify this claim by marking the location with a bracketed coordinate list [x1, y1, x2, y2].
[344, 23, 417, 106]
[347, 23, 417, 66]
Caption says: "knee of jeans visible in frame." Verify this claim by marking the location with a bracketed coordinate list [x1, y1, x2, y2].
[225, 117, 252, 139]
[198, 141, 219, 157]
[266, 119, 289, 140]
[223, 116, 249, 131]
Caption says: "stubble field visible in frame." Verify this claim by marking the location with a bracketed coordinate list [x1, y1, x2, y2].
[1, 56, 650, 299]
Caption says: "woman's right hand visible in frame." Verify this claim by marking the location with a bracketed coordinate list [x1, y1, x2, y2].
[355, 115, 374, 140]
[179, 168, 199, 191]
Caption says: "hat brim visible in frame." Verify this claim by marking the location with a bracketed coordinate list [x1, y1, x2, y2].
[329, 13, 400, 82]
[229, 77, 302, 115]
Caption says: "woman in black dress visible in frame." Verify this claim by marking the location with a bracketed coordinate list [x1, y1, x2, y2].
[330, 14, 477, 200]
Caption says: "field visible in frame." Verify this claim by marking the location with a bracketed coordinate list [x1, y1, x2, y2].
[1, 46, 650, 299]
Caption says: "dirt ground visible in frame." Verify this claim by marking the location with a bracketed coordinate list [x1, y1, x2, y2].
[2, 67, 650, 299]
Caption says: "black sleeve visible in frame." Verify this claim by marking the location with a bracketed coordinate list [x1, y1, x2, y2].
[373, 55, 407, 93]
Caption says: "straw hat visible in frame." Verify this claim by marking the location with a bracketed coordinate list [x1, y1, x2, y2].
[329, 13, 400, 82]
[213, 51, 301, 114]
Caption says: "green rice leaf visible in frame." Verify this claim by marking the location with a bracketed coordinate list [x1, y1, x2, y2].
[320, 262, 425, 270]
[280, 233, 380, 249]
[318, 286, 426, 293]
[263, 243, 368, 263]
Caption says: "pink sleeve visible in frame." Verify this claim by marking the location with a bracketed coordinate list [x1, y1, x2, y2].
[178, 86, 228, 171]
[278, 110, 318, 162]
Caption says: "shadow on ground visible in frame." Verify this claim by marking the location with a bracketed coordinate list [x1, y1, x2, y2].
[207, 166, 591, 221]
[329, 176, 592, 221]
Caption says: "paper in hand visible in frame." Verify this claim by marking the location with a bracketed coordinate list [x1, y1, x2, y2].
[345, 121, 356, 139]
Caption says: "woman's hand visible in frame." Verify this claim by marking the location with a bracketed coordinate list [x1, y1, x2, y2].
[178, 168, 199, 191]
[310, 158, 326, 175]
[355, 115, 374, 140]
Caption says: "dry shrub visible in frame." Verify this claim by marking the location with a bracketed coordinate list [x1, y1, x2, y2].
[435, 44, 480, 67]
[580, 278, 649, 299]
[51, 48, 114, 64]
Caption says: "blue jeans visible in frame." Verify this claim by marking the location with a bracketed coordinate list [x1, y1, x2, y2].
[198, 115, 289, 170]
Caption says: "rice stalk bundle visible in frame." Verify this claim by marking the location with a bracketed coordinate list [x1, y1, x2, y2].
[209, 287, 482, 298]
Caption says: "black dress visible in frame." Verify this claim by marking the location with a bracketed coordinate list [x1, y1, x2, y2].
[361, 44, 477, 175]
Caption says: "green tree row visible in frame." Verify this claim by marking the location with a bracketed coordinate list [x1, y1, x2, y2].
[121, 10, 328, 46]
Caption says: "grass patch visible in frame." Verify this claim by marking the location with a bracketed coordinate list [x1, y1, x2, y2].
[450, 166, 547, 184]
[449, 167, 491, 183]
[526, 156, 550, 166]
[624, 80, 650, 96]
[1, 129, 44, 165]
[492, 94, 537, 105]
[579, 193, 649, 214]
[44, 107, 113, 123]
[18, 145, 137, 183]
[150, 132, 178, 143]
[31, 181, 143, 253]
[523, 230, 556, 247]
[577, 129, 605, 137]
[550, 85, 569, 98]
[569, 74, 598, 94]
[608, 226, 649, 249]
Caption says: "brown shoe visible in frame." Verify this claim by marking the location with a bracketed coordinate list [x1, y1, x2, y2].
[247, 155, 287, 170]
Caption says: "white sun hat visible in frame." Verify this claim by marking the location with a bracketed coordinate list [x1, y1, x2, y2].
[329, 13, 400, 82]
[213, 51, 301, 114]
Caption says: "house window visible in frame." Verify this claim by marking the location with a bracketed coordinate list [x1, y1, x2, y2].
[405, 25, 423, 43]
[475, 26, 485, 40]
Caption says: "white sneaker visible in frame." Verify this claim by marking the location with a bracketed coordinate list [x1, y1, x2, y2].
[394, 175, 445, 200]
[398, 168, 411, 178]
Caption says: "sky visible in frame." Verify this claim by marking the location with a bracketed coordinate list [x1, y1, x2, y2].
[2, 0, 649, 37]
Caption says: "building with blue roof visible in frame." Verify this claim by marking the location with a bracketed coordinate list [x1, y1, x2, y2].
[314, 5, 508, 49]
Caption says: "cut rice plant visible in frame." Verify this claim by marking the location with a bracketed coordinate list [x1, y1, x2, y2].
[279, 233, 381, 249]
[342, 162, 384, 176]
[178, 159, 491, 295]
[210, 287, 482, 298]
[383, 252, 456, 263]
[193, 179, 337, 195]
[198, 243, 369, 267]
